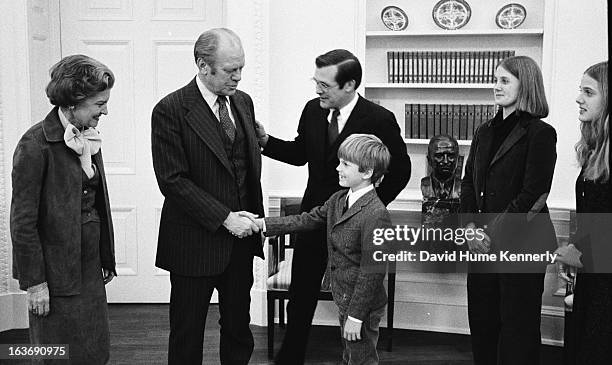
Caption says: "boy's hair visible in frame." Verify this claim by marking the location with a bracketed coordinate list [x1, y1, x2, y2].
[338, 134, 391, 183]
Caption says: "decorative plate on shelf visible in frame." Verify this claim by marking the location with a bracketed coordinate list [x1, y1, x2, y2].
[432, 0, 471, 30]
[381, 6, 409, 31]
[495, 3, 527, 29]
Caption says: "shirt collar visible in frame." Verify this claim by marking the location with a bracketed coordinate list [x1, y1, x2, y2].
[57, 108, 70, 130]
[347, 183, 374, 209]
[196, 74, 230, 112]
[328, 92, 359, 124]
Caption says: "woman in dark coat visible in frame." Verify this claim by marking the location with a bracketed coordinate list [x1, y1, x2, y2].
[460, 56, 557, 364]
[11, 54, 116, 364]
[559, 61, 611, 364]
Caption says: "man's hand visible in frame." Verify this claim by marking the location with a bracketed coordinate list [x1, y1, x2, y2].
[224, 211, 260, 238]
[254, 120, 269, 148]
[103, 268, 115, 285]
[27, 282, 50, 317]
[253, 218, 265, 232]
[343, 317, 362, 342]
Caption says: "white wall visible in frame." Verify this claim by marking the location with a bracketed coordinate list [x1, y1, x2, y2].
[0, 0, 33, 331]
[544, 0, 608, 209]
[264, 0, 360, 197]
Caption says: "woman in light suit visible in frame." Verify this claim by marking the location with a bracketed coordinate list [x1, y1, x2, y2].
[460, 56, 557, 364]
[11, 54, 116, 364]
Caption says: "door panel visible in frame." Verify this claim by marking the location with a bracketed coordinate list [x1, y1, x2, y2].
[59, 0, 224, 302]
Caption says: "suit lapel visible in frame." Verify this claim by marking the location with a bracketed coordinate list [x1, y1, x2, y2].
[489, 120, 527, 168]
[229, 93, 260, 177]
[183, 79, 234, 175]
[333, 189, 376, 227]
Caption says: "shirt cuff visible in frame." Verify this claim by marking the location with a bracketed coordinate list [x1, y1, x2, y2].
[347, 315, 362, 324]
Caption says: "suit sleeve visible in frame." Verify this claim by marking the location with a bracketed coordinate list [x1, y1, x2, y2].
[10, 133, 46, 290]
[264, 198, 330, 236]
[374, 110, 410, 205]
[151, 98, 231, 232]
[261, 103, 309, 166]
[347, 208, 392, 320]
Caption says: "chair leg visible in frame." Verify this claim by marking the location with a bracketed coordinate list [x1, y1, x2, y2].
[279, 299, 285, 328]
[267, 295, 275, 359]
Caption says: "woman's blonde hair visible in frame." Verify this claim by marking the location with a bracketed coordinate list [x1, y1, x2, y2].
[575, 61, 609, 182]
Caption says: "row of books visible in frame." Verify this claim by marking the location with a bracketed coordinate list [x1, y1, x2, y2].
[405, 104, 499, 141]
[387, 50, 516, 84]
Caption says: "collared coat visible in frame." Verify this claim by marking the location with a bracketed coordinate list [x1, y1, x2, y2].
[11, 107, 116, 295]
[460, 111, 558, 261]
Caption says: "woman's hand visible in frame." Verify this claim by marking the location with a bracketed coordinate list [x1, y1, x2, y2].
[103, 268, 115, 285]
[27, 282, 50, 317]
[465, 222, 491, 254]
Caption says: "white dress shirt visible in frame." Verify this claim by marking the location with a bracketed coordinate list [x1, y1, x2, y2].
[327, 92, 359, 133]
[195, 74, 236, 126]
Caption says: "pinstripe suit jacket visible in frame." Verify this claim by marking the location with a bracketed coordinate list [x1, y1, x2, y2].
[264, 189, 391, 320]
[152, 78, 264, 276]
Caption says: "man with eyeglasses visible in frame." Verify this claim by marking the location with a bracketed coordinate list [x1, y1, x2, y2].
[255, 48, 411, 365]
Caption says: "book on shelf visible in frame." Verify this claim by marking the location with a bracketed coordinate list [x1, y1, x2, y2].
[439, 104, 448, 135]
[434, 104, 441, 136]
[474, 104, 483, 133]
[467, 104, 475, 140]
[403, 103, 501, 141]
[386, 49, 518, 84]
[459, 105, 468, 140]
[426, 104, 435, 138]
[419, 104, 427, 139]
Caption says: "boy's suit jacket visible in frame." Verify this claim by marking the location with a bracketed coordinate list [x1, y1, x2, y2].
[265, 189, 391, 320]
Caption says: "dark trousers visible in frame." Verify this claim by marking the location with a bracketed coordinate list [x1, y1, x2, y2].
[467, 273, 545, 365]
[168, 243, 254, 365]
[275, 229, 328, 365]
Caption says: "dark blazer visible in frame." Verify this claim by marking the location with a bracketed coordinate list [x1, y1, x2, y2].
[11, 107, 115, 295]
[265, 189, 390, 320]
[461, 111, 558, 256]
[263, 96, 410, 211]
[152, 78, 264, 276]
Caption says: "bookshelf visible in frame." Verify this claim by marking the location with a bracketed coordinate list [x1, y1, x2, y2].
[366, 28, 544, 37]
[357, 0, 546, 196]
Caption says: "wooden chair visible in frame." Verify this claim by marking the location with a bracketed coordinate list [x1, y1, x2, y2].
[266, 197, 396, 359]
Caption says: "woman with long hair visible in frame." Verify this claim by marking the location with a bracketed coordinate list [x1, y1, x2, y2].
[460, 56, 558, 364]
[561, 61, 610, 364]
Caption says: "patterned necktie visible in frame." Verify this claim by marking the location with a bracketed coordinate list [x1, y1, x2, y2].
[327, 109, 340, 146]
[217, 96, 236, 142]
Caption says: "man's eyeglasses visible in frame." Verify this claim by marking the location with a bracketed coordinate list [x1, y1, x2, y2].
[311, 78, 338, 92]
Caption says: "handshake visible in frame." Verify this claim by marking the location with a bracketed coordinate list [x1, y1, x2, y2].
[223, 211, 265, 238]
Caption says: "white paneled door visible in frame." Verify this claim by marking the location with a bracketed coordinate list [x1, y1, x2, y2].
[59, 0, 225, 302]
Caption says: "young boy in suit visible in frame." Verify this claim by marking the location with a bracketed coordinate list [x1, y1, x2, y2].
[256, 133, 393, 364]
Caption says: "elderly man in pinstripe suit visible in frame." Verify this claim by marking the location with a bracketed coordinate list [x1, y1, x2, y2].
[151, 28, 264, 365]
